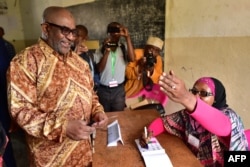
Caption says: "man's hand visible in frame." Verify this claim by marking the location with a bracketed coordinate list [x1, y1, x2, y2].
[66, 120, 95, 140]
[92, 112, 108, 129]
[119, 25, 129, 37]
[75, 42, 89, 55]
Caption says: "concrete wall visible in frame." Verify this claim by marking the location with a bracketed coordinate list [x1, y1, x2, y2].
[0, 0, 95, 52]
[165, 0, 250, 128]
[0, 0, 25, 52]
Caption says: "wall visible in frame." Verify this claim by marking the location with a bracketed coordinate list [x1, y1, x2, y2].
[68, 0, 165, 48]
[165, 0, 250, 128]
[0, 0, 25, 52]
[0, 0, 97, 52]
[19, 0, 99, 48]
[2, 0, 164, 50]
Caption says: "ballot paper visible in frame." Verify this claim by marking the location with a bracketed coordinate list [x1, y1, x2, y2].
[135, 137, 173, 167]
[107, 120, 124, 146]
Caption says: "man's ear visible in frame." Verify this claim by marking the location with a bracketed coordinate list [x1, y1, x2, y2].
[41, 23, 49, 37]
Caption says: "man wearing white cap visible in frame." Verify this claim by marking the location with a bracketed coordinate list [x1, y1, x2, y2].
[125, 36, 164, 97]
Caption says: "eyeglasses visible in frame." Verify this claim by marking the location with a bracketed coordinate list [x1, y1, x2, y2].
[45, 22, 78, 37]
[189, 88, 213, 97]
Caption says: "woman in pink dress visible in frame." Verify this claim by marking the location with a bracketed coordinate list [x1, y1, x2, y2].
[141, 70, 248, 167]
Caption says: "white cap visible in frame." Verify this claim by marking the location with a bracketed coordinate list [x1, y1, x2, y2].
[146, 36, 164, 50]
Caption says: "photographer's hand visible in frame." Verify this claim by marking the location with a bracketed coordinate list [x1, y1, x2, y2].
[98, 38, 111, 73]
[145, 67, 154, 76]
[120, 26, 129, 37]
[120, 24, 135, 62]
[103, 38, 111, 47]
[138, 59, 154, 76]
[137, 57, 146, 73]
[101, 38, 111, 53]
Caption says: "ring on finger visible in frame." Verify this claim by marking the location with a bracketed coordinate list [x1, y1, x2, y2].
[171, 85, 176, 89]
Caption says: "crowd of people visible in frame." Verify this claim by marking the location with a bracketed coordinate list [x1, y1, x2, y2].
[1, 5, 248, 167]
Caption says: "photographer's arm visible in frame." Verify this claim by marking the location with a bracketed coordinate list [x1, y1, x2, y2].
[125, 35, 135, 62]
[120, 26, 135, 62]
[97, 50, 109, 73]
[97, 41, 110, 73]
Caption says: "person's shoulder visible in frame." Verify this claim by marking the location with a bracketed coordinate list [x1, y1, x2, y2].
[222, 106, 234, 112]
[13, 42, 40, 60]
[134, 48, 144, 52]
[72, 52, 90, 66]
[78, 52, 87, 58]
[222, 106, 240, 118]
[25, 42, 41, 53]
[156, 54, 163, 62]
[167, 109, 187, 117]
[3, 39, 14, 46]
[134, 48, 144, 60]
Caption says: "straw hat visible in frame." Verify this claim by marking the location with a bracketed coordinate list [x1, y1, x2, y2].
[146, 36, 164, 50]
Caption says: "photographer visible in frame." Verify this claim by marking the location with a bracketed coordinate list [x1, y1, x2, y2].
[95, 22, 135, 112]
[125, 36, 164, 97]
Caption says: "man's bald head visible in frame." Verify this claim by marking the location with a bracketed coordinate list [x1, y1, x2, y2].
[42, 6, 75, 24]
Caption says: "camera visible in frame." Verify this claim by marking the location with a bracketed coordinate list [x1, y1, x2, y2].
[105, 42, 119, 48]
[145, 52, 156, 68]
[107, 26, 120, 33]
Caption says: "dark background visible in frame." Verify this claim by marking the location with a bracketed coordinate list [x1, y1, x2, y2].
[68, 0, 165, 48]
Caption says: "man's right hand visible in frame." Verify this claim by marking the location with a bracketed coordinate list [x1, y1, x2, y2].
[66, 120, 96, 140]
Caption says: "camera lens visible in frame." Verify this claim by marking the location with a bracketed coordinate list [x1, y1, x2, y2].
[145, 53, 156, 68]
[107, 27, 120, 33]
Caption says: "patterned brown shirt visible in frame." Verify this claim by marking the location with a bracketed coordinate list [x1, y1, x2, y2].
[7, 39, 105, 167]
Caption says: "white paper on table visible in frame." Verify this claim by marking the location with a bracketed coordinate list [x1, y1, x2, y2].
[135, 137, 173, 167]
[107, 120, 124, 147]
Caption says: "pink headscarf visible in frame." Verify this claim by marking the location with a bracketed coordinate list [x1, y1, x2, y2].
[194, 77, 215, 96]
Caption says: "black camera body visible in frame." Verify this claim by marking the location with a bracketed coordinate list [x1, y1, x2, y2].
[107, 26, 120, 33]
[105, 42, 119, 48]
[145, 52, 157, 68]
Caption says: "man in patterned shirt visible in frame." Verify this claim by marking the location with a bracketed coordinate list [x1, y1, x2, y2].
[7, 6, 108, 167]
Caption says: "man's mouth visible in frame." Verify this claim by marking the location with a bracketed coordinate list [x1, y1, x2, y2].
[61, 41, 72, 48]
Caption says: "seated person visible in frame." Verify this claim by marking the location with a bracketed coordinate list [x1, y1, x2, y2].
[141, 70, 248, 167]
[125, 36, 164, 98]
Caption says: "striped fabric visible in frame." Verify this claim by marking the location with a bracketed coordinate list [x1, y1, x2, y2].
[162, 107, 248, 167]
